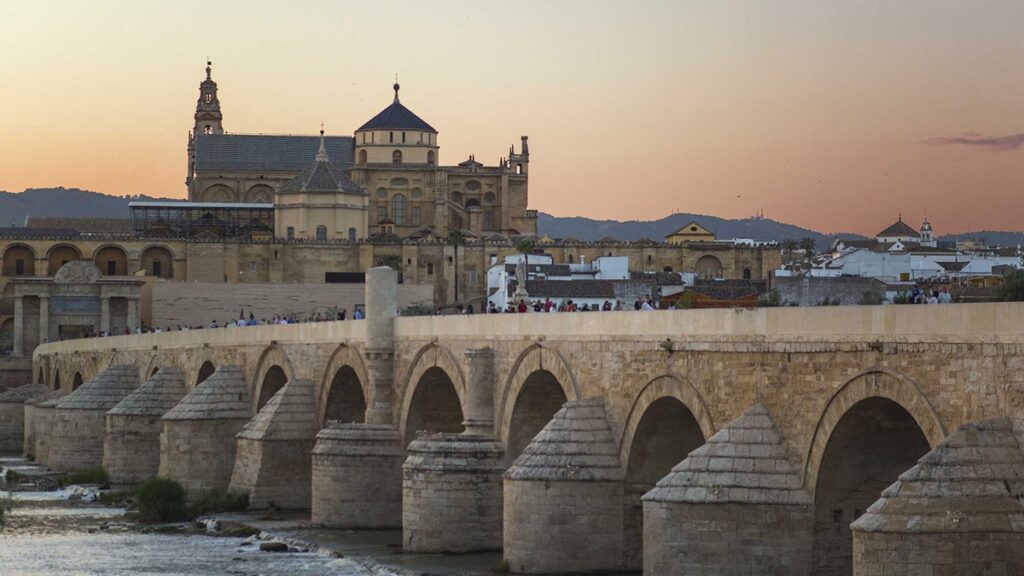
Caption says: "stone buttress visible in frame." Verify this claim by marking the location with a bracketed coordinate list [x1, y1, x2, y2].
[29, 390, 64, 466]
[402, 348, 505, 553]
[851, 418, 1024, 576]
[104, 368, 187, 486]
[49, 365, 140, 473]
[642, 402, 812, 576]
[229, 377, 319, 510]
[312, 266, 405, 528]
[503, 397, 626, 574]
[0, 383, 47, 453]
[159, 366, 250, 498]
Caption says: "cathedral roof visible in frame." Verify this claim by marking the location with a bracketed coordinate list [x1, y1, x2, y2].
[192, 133, 355, 173]
[356, 83, 437, 133]
[278, 133, 367, 195]
[877, 217, 919, 238]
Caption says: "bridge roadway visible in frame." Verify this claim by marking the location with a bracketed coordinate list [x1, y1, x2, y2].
[19, 268, 1024, 575]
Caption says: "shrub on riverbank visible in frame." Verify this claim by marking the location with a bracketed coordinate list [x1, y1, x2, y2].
[61, 467, 109, 488]
[136, 478, 188, 522]
[188, 487, 249, 517]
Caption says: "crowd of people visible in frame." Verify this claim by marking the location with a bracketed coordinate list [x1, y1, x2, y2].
[902, 286, 954, 305]
[480, 296, 658, 314]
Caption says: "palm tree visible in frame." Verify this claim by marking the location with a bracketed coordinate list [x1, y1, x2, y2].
[515, 239, 535, 292]
[781, 239, 798, 268]
[447, 228, 466, 304]
[798, 237, 816, 260]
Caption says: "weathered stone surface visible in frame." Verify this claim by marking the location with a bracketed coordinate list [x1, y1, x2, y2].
[29, 391, 64, 465]
[851, 418, 1024, 575]
[311, 423, 403, 528]
[403, 433, 505, 553]
[159, 366, 251, 498]
[0, 383, 46, 452]
[49, 365, 139, 472]
[104, 368, 188, 485]
[504, 398, 626, 574]
[642, 403, 812, 575]
[230, 378, 319, 510]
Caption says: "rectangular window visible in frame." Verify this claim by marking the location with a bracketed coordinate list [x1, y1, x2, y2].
[15, 259, 24, 275]
[484, 210, 494, 230]
[427, 263, 434, 275]
[402, 132, 406, 143]
[468, 271, 478, 284]
[316, 225, 328, 241]
[152, 261, 162, 277]
[287, 226, 295, 240]
[106, 260, 116, 275]
[250, 261, 258, 272]
[411, 206, 421, 226]
[390, 131, 394, 143]
[377, 206, 387, 222]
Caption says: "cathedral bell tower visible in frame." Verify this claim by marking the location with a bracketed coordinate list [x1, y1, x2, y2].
[194, 61, 224, 135]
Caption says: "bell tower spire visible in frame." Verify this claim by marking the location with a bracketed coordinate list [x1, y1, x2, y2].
[194, 60, 224, 135]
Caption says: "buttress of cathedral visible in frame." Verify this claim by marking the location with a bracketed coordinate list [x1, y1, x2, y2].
[185, 64, 536, 239]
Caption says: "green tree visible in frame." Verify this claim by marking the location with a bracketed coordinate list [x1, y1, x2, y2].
[799, 237, 816, 259]
[447, 228, 467, 304]
[996, 268, 1024, 301]
[781, 239, 798, 268]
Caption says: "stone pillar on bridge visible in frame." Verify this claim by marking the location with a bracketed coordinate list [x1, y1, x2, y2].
[312, 266, 405, 528]
[402, 348, 506, 553]
[31, 392, 64, 467]
[126, 297, 139, 333]
[12, 295, 24, 356]
[503, 397, 626, 574]
[0, 383, 47, 454]
[100, 296, 111, 336]
[642, 403, 813, 576]
[851, 418, 1024, 576]
[38, 295, 49, 345]
[24, 389, 62, 459]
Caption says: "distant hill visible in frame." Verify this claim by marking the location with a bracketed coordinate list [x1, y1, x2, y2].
[537, 212, 862, 248]
[0, 187, 171, 226]
[2, 187, 1021, 249]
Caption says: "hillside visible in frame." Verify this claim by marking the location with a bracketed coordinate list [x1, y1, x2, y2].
[0, 188, 171, 226]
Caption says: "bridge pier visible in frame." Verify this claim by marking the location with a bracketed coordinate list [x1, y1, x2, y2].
[31, 393, 63, 467]
[24, 389, 61, 459]
[311, 266, 405, 527]
[103, 368, 187, 486]
[402, 348, 505, 553]
[48, 365, 139, 473]
[503, 398, 626, 574]
[642, 403, 813, 576]
[230, 377, 319, 510]
[0, 383, 46, 453]
[159, 366, 250, 499]
[851, 418, 1024, 575]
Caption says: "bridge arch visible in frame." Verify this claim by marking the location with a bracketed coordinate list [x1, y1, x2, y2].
[805, 368, 943, 576]
[192, 359, 217, 388]
[319, 344, 370, 426]
[252, 345, 295, 413]
[498, 344, 580, 462]
[400, 343, 466, 446]
[619, 373, 712, 569]
[72, 371, 84, 391]
[142, 354, 165, 381]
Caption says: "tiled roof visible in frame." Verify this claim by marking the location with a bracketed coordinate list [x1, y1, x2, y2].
[877, 219, 919, 238]
[278, 156, 365, 195]
[644, 403, 810, 505]
[525, 280, 616, 299]
[505, 263, 572, 277]
[0, 227, 80, 239]
[357, 96, 436, 133]
[938, 261, 968, 272]
[237, 378, 319, 441]
[27, 217, 132, 234]
[193, 133, 355, 172]
[0, 383, 48, 403]
[107, 368, 187, 417]
[505, 398, 624, 482]
[162, 366, 250, 421]
[631, 271, 685, 285]
[687, 280, 764, 300]
[852, 418, 1024, 533]
[55, 365, 139, 411]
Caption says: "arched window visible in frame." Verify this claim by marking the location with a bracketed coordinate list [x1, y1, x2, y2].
[204, 125, 212, 134]
[391, 194, 408, 225]
[392, 150, 402, 165]
[205, 93, 212, 104]
[358, 149, 367, 164]
[743, 268, 752, 280]
[427, 150, 435, 166]
[348, 227, 357, 241]
[316, 225, 328, 241]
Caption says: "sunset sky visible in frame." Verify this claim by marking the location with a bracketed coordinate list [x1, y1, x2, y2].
[1, 1, 1022, 235]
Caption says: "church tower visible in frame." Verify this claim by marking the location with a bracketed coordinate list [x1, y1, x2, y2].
[194, 61, 224, 135]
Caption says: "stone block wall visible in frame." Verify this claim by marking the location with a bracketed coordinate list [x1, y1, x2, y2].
[854, 531, 1024, 576]
[0, 401, 24, 452]
[643, 501, 812, 576]
[773, 276, 883, 306]
[23, 403, 37, 457]
[33, 405, 56, 467]
[504, 480, 625, 574]
[159, 418, 247, 498]
[103, 414, 162, 485]
[230, 437, 313, 510]
[47, 409, 106, 472]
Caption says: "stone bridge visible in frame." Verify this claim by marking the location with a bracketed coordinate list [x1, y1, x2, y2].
[11, 268, 1024, 575]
